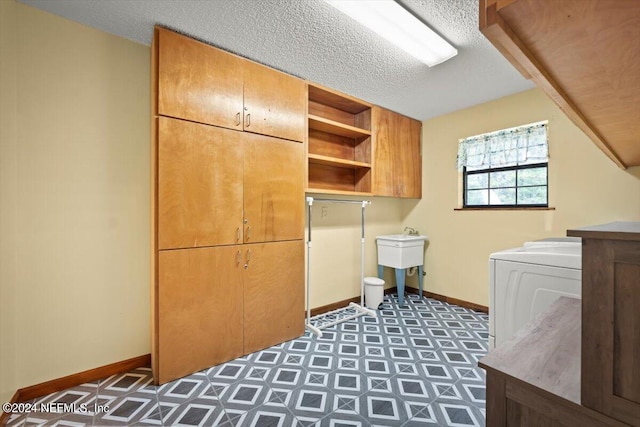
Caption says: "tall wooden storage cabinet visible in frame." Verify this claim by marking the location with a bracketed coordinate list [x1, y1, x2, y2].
[152, 27, 305, 384]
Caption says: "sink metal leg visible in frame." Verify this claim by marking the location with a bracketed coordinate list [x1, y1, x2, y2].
[418, 265, 424, 300]
[395, 268, 406, 306]
[377, 264, 384, 280]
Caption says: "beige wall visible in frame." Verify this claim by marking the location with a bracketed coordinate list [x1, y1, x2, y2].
[401, 89, 640, 306]
[0, 1, 150, 403]
[306, 197, 406, 308]
[1, 0, 19, 406]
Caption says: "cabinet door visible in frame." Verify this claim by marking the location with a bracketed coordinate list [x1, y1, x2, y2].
[243, 61, 306, 142]
[372, 107, 422, 198]
[394, 116, 422, 198]
[243, 241, 304, 354]
[582, 238, 640, 425]
[158, 117, 243, 249]
[157, 246, 244, 384]
[243, 133, 304, 243]
[372, 107, 396, 196]
[157, 28, 244, 130]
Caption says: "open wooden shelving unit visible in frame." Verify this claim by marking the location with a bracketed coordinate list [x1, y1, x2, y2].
[306, 83, 373, 195]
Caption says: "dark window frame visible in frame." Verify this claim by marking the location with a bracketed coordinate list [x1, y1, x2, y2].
[463, 162, 548, 208]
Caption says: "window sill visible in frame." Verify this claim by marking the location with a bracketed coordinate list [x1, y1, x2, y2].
[454, 207, 556, 211]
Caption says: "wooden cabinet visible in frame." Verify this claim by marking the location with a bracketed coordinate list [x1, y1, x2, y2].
[157, 117, 243, 250]
[243, 60, 306, 143]
[372, 107, 422, 198]
[306, 83, 373, 195]
[157, 28, 244, 131]
[157, 118, 303, 250]
[154, 118, 304, 382]
[567, 222, 640, 426]
[305, 84, 423, 198]
[158, 242, 304, 384]
[244, 132, 304, 243]
[156, 27, 305, 142]
[244, 240, 304, 354]
[152, 27, 305, 385]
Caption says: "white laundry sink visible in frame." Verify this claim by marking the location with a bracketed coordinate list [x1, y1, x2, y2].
[376, 234, 428, 269]
[377, 234, 428, 243]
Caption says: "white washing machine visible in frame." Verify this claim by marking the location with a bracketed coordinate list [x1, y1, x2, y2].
[489, 238, 582, 349]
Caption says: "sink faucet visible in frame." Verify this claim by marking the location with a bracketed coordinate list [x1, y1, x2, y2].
[404, 226, 419, 236]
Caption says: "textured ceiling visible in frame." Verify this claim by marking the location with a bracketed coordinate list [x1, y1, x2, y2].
[17, 0, 534, 121]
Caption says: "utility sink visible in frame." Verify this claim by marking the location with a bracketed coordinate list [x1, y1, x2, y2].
[377, 234, 428, 243]
[376, 234, 428, 269]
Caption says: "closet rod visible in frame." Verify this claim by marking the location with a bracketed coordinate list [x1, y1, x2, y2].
[306, 196, 372, 205]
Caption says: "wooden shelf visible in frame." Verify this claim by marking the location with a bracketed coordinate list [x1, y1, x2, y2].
[308, 83, 371, 114]
[308, 154, 371, 169]
[306, 83, 372, 195]
[308, 115, 371, 139]
[306, 188, 372, 197]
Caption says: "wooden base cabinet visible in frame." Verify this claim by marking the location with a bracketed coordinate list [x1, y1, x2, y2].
[568, 222, 640, 426]
[157, 241, 304, 384]
[480, 298, 626, 427]
[243, 240, 305, 355]
[157, 246, 244, 384]
[481, 223, 640, 426]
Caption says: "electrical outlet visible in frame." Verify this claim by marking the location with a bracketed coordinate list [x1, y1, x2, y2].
[321, 206, 328, 218]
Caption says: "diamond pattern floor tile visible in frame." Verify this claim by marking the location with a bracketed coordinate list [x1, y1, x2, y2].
[5, 294, 488, 426]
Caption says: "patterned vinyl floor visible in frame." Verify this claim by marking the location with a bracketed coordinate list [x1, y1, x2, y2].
[5, 293, 489, 426]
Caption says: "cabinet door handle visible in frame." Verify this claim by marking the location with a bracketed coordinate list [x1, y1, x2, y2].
[236, 250, 242, 266]
[246, 113, 251, 127]
[246, 225, 251, 241]
[235, 112, 241, 126]
[236, 227, 241, 242]
[244, 249, 251, 269]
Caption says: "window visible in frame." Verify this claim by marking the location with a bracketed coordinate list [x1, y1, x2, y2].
[457, 121, 548, 208]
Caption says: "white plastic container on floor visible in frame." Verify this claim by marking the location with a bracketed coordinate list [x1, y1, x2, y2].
[364, 277, 385, 309]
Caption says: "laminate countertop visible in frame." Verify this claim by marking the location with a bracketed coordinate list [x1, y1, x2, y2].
[567, 221, 640, 241]
[479, 296, 582, 404]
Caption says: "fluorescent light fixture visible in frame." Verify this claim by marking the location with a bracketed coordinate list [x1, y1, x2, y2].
[325, 0, 457, 66]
